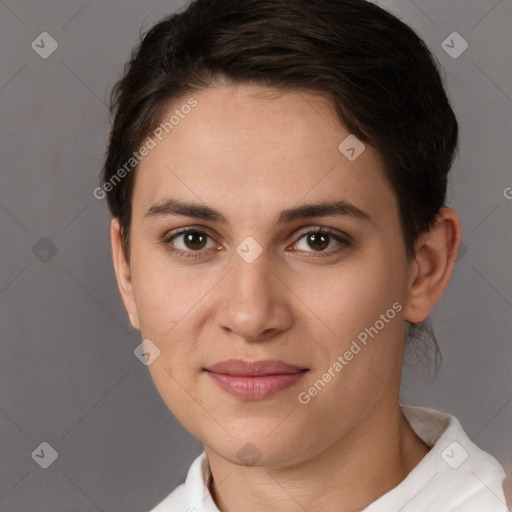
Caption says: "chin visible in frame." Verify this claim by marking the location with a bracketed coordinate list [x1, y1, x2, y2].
[202, 426, 316, 469]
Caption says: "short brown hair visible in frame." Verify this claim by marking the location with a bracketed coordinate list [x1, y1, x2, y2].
[102, 0, 459, 370]
[102, 0, 458, 259]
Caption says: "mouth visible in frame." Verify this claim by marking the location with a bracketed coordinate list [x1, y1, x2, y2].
[203, 359, 309, 400]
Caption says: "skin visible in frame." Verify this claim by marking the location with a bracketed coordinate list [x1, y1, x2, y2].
[111, 84, 462, 512]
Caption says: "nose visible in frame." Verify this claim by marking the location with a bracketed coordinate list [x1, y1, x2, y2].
[214, 248, 294, 342]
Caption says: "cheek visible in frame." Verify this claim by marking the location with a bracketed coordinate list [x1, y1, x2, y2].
[128, 248, 218, 384]
[317, 258, 404, 336]
[310, 251, 407, 384]
[129, 246, 196, 336]
[130, 253, 204, 419]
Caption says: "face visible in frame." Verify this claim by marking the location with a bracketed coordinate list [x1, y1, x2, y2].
[114, 84, 417, 467]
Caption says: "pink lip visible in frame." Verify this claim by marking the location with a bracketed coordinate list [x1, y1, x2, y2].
[204, 359, 308, 400]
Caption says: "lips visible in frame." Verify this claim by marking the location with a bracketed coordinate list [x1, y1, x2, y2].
[204, 359, 308, 399]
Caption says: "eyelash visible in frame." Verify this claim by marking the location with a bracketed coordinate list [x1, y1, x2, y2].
[161, 227, 352, 260]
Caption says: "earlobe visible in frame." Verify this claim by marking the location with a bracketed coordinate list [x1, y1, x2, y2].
[403, 207, 462, 324]
[110, 218, 141, 331]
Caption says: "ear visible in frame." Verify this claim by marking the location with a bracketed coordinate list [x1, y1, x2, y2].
[403, 207, 462, 323]
[110, 218, 140, 330]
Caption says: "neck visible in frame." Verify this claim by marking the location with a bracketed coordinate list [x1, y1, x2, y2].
[205, 402, 430, 512]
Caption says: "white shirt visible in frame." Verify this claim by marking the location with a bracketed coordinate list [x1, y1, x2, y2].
[148, 405, 509, 511]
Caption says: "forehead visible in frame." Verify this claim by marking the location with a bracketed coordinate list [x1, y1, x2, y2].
[132, 84, 397, 228]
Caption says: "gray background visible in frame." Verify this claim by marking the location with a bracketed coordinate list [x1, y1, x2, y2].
[0, 0, 510, 510]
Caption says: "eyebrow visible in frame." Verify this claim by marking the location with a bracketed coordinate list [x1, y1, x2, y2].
[144, 197, 371, 225]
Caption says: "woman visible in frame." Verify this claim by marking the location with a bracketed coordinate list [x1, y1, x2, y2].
[101, 0, 509, 510]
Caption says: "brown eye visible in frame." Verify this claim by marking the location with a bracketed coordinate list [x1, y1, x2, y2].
[163, 229, 216, 254]
[306, 232, 330, 251]
[182, 231, 208, 250]
[292, 228, 350, 257]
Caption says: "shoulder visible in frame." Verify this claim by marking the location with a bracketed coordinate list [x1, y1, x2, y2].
[389, 405, 509, 511]
[146, 479, 188, 512]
